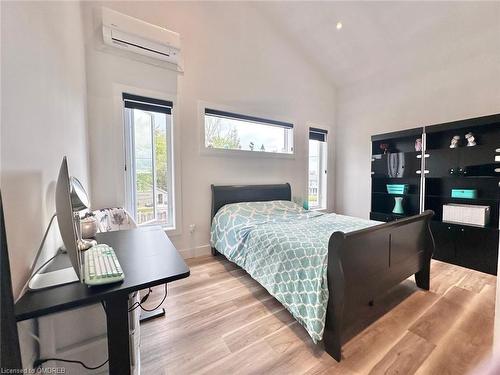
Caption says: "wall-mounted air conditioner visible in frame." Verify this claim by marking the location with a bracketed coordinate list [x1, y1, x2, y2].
[102, 7, 180, 65]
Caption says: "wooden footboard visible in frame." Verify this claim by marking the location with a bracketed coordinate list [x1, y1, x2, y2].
[323, 210, 435, 361]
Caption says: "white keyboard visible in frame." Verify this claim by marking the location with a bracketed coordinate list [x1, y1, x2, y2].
[84, 244, 124, 286]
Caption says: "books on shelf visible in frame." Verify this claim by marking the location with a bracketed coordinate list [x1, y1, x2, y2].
[442, 203, 490, 227]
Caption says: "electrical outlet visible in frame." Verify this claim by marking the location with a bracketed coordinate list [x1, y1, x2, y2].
[189, 224, 196, 234]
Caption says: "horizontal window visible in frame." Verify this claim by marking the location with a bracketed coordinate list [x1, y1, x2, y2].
[204, 108, 293, 154]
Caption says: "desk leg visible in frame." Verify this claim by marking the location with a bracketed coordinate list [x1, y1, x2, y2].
[105, 294, 131, 375]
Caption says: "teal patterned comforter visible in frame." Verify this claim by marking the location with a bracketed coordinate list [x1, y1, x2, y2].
[210, 200, 379, 342]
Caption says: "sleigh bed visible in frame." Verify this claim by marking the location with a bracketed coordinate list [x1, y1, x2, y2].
[210, 183, 434, 361]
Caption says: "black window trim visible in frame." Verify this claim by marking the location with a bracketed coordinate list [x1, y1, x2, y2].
[309, 127, 328, 142]
[123, 93, 173, 115]
[205, 108, 293, 129]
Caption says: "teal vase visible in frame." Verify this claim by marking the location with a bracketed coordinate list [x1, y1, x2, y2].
[392, 197, 404, 214]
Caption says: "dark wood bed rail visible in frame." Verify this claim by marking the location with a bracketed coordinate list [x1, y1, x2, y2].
[210, 183, 434, 362]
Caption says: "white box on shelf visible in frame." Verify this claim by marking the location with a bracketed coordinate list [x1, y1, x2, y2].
[442, 203, 490, 227]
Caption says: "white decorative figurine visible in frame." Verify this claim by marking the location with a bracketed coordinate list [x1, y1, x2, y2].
[465, 132, 476, 147]
[415, 138, 422, 152]
[449, 135, 460, 148]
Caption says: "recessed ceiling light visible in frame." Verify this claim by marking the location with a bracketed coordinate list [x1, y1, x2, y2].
[336, 22, 343, 30]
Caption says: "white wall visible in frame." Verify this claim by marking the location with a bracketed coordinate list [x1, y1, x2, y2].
[334, 51, 500, 218]
[82, 1, 336, 256]
[1, 1, 89, 365]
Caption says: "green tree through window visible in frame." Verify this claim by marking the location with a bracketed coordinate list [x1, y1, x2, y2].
[136, 126, 168, 193]
[154, 125, 168, 192]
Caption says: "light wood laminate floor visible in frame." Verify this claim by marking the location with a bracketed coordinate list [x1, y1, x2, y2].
[140, 256, 496, 374]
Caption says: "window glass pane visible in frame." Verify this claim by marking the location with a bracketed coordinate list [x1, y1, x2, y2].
[134, 110, 154, 224]
[308, 138, 327, 209]
[152, 112, 170, 226]
[308, 140, 321, 208]
[205, 114, 293, 154]
[127, 104, 173, 228]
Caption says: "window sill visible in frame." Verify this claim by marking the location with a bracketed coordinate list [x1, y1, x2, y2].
[200, 147, 295, 159]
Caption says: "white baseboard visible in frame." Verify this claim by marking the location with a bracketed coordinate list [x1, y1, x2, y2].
[178, 244, 211, 259]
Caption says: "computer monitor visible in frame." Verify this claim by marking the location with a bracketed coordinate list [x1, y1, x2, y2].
[55, 156, 82, 279]
[28, 157, 82, 290]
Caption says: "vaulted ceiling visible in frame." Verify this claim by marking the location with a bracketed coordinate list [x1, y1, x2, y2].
[254, 2, 500, 87]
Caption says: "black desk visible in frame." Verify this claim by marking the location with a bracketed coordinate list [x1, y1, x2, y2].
[15, 227, 190, 374]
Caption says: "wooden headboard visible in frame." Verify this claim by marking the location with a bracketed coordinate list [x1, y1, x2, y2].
[210, 183, 291, 223]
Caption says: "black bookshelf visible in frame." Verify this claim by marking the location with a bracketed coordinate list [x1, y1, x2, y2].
[370, 127, 424, 222]
[371, 114, 500, 275]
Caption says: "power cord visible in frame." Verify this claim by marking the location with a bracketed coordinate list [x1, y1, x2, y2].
[128, 286, 167, 313]
[33, 300, 109, 371]
[128, 288, 153, 312]
[32, 288, 166, 370]
[34, 358, 108, 371]
[138, 286, 167, 312]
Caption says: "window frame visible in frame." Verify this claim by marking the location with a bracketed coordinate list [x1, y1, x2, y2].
[308, 127, 328, 210]
[198, 101, 296, 159]
[123, 92, 176, 230]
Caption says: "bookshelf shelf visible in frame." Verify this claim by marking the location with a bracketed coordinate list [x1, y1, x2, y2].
[372, 192, 420, 197]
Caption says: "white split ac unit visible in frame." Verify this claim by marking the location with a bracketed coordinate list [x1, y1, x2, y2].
[102, 7, 180, 65]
